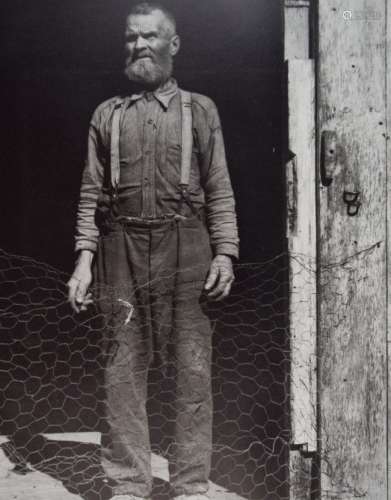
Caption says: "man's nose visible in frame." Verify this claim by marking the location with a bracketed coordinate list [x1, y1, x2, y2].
[135, 35, 148, 50]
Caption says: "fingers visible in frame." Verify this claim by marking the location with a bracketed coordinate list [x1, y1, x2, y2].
[208, 274, 234, 300]
[75, 280, 88, 307]
[220, 279, 234, 301]
[67, 276, 80, 313]
[204, 256, 235, 301]
[79, 292, 94, 311]
[83, 292, 93, 303]
[204, 264, 219, 291]
[206, 268, 234, 300]
[67, 278, 93, 313]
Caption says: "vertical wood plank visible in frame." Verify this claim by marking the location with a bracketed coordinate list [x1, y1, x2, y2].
[317, 1, 387, 498]
[287, 59, 317, 454]
[284, 0, 311, 60]
[387, 0, 391, 497]
[284, 2, 316, 499]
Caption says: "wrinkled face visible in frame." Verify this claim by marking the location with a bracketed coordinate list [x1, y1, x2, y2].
[124, 10, 180, 88]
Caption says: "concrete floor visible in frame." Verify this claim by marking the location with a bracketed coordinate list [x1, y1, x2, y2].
[0, 433, 246, 500]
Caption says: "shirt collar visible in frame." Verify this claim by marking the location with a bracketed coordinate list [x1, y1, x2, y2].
[128, 78, 178, 110]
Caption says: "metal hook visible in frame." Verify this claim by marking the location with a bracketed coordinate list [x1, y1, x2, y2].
[343, 191, 361, 217]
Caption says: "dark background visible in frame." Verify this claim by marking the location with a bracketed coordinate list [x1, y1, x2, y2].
[0, 0, 284, 268]
[0, 2, 288, 498]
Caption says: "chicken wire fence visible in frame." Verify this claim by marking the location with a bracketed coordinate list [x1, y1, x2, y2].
[0, 247, 298, 499]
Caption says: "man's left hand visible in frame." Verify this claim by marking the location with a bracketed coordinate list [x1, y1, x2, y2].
[204, 255, 235, 301]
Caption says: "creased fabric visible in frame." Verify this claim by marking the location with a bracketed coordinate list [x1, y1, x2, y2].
[75, 78, 239, 259]
[96, 215, 213, 497]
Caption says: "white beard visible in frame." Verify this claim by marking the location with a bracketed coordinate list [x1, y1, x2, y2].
[124, 57, 173, 88]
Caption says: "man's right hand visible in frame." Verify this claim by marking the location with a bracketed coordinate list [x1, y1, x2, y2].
[67, 250, 94, 313]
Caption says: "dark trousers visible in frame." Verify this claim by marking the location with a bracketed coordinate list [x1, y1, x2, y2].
[94, 215, 213, 498]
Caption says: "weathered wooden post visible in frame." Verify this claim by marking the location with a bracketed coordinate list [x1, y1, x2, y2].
[286, 0, 389, 498]
[317, 1, 388, 498]
[284, 1, 317, 498]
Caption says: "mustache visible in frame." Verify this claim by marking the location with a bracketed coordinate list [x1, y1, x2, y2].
[126, 50, 155, 65]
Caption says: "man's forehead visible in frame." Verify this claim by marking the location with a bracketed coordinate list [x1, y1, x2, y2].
[125, 11, 170, 33]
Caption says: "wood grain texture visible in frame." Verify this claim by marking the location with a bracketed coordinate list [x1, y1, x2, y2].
[318, 1, 387, 498]
[284, 3, 316, 498]
[284, 3, 310, 60]
[387, 1, 391, 497]
[286, 60, 317, 454]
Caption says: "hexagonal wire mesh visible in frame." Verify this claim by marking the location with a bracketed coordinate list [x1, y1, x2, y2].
[0, 248, 290, 499]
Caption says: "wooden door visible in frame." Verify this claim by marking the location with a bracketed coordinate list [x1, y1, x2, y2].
[317, 1, 388, 498]
[286, 1, 390, 498]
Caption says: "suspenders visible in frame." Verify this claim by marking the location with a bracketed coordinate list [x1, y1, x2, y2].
[179, 90, 193, 192]
[110, 100, 123, 194]
[109, 90, 195, 213]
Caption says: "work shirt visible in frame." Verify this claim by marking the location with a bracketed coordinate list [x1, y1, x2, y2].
[75, 78, 239, 259]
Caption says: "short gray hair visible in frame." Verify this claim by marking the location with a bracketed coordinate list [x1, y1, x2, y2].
[128, 2, 177, 34]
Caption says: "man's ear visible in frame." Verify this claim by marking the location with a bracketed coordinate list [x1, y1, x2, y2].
[170, 34, 181, 56]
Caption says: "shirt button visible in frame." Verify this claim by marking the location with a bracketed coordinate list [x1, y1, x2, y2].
[147, 119, 153, 124]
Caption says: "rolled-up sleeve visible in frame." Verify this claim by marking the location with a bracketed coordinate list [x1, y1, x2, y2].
[201, 102, 239, 259]
[74, 114, 105, 253]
